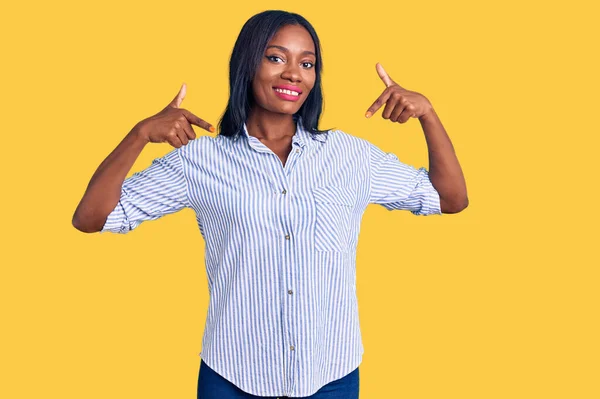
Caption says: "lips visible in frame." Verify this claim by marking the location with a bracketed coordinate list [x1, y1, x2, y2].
[273, 88, 301, 102]
[273, 85, 302, 102]
[273, 85, 302, 95]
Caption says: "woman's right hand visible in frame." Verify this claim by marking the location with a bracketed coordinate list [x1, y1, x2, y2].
[136, 83, 215, 148]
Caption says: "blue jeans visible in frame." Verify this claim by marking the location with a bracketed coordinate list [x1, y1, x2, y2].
[197, 359, 359, 399]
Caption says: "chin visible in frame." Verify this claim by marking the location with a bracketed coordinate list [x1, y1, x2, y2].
[255, 97, 305, 115]
[282, 101, 305, 113]
[269, 105, 302, 115]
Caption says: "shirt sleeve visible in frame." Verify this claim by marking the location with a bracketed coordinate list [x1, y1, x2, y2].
[100, 148, 191, 234]
[368, 141, 442, 215]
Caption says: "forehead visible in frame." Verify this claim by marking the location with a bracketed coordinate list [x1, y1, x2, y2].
[268, 24, 315, 53]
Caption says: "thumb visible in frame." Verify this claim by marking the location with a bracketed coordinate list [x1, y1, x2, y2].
[376, 63, 394, 88]
[168, 83, 187, 108]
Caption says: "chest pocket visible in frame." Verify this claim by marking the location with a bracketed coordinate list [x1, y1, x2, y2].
[313, 185, 356, 252]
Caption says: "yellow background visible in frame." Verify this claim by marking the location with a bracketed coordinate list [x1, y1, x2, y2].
[2, 0, 598, 398]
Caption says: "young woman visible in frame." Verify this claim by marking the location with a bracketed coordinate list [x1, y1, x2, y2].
[72, 9, 467, 399]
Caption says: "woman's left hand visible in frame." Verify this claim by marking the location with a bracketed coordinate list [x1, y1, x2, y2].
[365, 62, 433, 123]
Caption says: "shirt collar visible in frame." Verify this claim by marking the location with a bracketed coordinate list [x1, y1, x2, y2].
[241, 115, 328, 150]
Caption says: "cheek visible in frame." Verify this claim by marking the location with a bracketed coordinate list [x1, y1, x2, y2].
[253, 71, 276, 97]
[251, 79, 268, 103]
[305, 71, 316, 90]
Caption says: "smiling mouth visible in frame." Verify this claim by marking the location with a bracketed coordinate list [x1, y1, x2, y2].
[273, 88, 301, 96]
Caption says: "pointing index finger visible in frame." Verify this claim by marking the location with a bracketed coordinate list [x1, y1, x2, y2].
[365, 88, 392, 118]
[181, 109, 216, 133]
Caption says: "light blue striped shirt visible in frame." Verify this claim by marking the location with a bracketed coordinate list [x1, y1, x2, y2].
[101, 115, 441, 397]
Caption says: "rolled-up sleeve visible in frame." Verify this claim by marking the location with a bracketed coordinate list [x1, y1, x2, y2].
[100, 148, 190, 234]
[368, 141, 441, 215]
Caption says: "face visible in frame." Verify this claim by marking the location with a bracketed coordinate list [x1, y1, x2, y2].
[251, 24, 317, 116]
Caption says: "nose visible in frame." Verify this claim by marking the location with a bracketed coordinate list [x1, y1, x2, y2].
[281, 62, 302, 83]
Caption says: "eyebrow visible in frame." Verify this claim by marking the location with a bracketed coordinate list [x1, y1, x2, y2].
[266, 45, 315, 57]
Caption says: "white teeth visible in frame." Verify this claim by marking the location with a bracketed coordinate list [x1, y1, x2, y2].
[274, 88, 299, 96]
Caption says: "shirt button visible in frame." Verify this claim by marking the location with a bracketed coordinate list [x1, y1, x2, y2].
[282, 189, 287, 195]
[290, 345, 295, 351]
[288, 289, 293, 295]
[296, 149, 300, 153]
[285, 234, 290, 240]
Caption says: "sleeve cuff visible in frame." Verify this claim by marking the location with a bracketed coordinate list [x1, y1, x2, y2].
[99, 201, 129, 234]
[410, 167, 443, 216]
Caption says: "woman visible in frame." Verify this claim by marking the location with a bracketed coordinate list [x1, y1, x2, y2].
[72, 9, 467, 399]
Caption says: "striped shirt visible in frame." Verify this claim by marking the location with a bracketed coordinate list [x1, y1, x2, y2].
[100, 115, 442, 397]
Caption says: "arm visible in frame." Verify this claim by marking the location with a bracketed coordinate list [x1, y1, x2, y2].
[419, 108, 469, 213]
[72, 124, 149, 233]
[72, 83, 213, 233]
[368, 141, 442, 216]
[365, 62, 468, 214]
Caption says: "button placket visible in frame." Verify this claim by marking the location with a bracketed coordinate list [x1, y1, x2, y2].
[278, 177, 296, 393]
[275, 155, 300, 395]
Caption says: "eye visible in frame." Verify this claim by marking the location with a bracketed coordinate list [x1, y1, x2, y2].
[266, 55, 283, 63]
[302, 62, 315, 69]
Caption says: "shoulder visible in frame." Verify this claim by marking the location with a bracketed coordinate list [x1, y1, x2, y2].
[177, 134, 221, 157]
[324, 128, 392, 167]
[325, 128, 374, 152]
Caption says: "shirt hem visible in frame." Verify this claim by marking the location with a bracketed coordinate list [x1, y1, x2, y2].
[199, 350, 364, 397]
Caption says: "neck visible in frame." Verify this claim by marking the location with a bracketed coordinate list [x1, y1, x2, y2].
[246, 107, 296, 141]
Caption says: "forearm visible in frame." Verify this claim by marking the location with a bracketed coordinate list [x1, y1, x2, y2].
[72, 123, 149, 232]
[419, 108, 468, 213]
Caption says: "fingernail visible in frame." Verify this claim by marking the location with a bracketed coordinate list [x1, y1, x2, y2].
[365, 111, 372, 118]
[209, 126, 215, 132]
